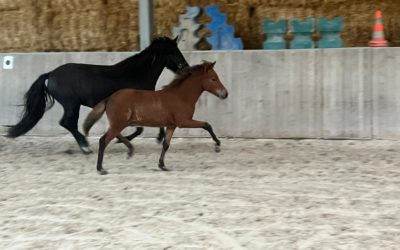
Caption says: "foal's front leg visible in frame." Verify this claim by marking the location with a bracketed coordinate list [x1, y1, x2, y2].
[122, 127, 165, 144]
[117, 127, 143, 143]
[116, 134, 134, 159]
[178, 120, 221, 152]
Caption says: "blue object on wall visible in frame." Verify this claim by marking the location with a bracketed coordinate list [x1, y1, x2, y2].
[172, 6, 202, 50]
[262, 19, 288, 50]
[290, 18, 315, 49]
[204, 5, 243, 50]
[317, 16, 344, 48]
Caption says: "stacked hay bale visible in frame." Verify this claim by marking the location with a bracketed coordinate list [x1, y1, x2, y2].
[0, 0, 138, 52]
[0, 0, 39, 51]
[45, 0, 108, 51]
[105, 0, 138, 51]
[0, 0, 399, 51]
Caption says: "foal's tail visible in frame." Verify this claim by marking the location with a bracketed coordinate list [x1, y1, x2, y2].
[83, 99, 107, 136]
[6, 73, 54, 138]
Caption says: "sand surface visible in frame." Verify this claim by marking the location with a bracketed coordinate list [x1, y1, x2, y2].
[1, 136, 400, 249]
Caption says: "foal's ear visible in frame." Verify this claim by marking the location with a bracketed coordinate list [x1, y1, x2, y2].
[173, 35, 179, 43]
[210, 61, 216, 69]
[206, 61, 216, 72]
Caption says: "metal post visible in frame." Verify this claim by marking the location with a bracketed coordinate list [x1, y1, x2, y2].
[139, 0, 153, 50]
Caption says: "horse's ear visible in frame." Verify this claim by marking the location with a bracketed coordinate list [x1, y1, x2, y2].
[206, 61, 216, 71]
[173, 35, 179, 43]
[210, 61, 216, 69]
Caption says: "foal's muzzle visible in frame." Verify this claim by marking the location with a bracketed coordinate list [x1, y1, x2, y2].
[217, 89, 228, 99]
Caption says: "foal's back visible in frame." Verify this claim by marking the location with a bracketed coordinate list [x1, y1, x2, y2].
[106, 88, 185, 128]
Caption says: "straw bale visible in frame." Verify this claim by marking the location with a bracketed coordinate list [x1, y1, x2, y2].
[105, 0, 139, 51]
[0, 9, 38, 51]
[0, 0, 36, 11]
[50, 10, 108, 51]
[47, 0, 106, 11]
[0, 0, 399, 51]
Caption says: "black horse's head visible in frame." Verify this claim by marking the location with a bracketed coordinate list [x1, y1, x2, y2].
[147, 36, 189, 73]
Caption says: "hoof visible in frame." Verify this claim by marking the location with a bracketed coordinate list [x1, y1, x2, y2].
[156, 137, 163, 144]
[158, 163, 170, 171]
[81, 146, 93, 154]
[98, 169, 108, 175]
[215, 145, 221, 153]
[127, 150, 133, 159]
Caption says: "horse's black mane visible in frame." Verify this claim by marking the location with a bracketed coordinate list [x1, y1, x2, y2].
[147, 37, 176, 48]
[163, 61, 214, 89]
[114, 36, 175, 69]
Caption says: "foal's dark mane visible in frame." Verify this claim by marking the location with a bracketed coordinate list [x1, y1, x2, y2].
[163, 61, 213, 90]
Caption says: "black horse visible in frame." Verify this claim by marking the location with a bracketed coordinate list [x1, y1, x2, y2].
[6, 36, 189, 154]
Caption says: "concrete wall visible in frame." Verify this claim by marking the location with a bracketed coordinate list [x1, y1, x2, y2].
[0, 48, 399, 139]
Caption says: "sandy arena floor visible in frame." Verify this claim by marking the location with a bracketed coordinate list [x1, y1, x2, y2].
[0, 136, 400, 250]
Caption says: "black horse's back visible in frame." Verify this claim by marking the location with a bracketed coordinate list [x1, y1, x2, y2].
[47, 63, 121, 108]
[7, 73, 54, 138]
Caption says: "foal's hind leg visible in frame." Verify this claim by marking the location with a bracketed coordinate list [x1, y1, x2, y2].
[116, 134, 134, 159]
[59, 104, 91, 154]
[97, 128, 120, 175]
[158, 126, 176, 171]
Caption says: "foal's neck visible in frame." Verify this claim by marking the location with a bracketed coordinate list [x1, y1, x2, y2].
[175, 76, 204, 106]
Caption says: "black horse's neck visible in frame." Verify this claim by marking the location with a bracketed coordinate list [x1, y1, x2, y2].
[112, 48, 167, 89]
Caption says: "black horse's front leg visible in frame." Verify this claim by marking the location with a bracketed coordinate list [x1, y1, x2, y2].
[157, 127, 166, 143]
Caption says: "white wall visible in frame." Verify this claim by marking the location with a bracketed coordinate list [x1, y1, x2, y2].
[0, 48, 399, 139]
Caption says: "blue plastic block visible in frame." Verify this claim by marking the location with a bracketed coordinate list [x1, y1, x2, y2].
[262, 19, 288, 50]
[172, 6, 202, 50]
[290, 18, 315, 49]
[204, 5, 243, 50]
[317, 16, 344, 48]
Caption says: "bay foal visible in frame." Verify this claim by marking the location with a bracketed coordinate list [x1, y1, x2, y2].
[84, 61, 228, 174]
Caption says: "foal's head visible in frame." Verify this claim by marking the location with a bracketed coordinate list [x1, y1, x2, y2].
[147, 36, 189, 72]
[198, 61, 228, 99]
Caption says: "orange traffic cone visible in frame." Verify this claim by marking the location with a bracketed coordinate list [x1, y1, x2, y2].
[369, 10, 388, 47]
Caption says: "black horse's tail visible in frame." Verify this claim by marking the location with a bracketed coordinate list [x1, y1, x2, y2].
[6, 73, 54, 138]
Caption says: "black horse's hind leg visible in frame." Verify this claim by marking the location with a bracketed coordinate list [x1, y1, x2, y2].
[60, 104, 91, 154]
